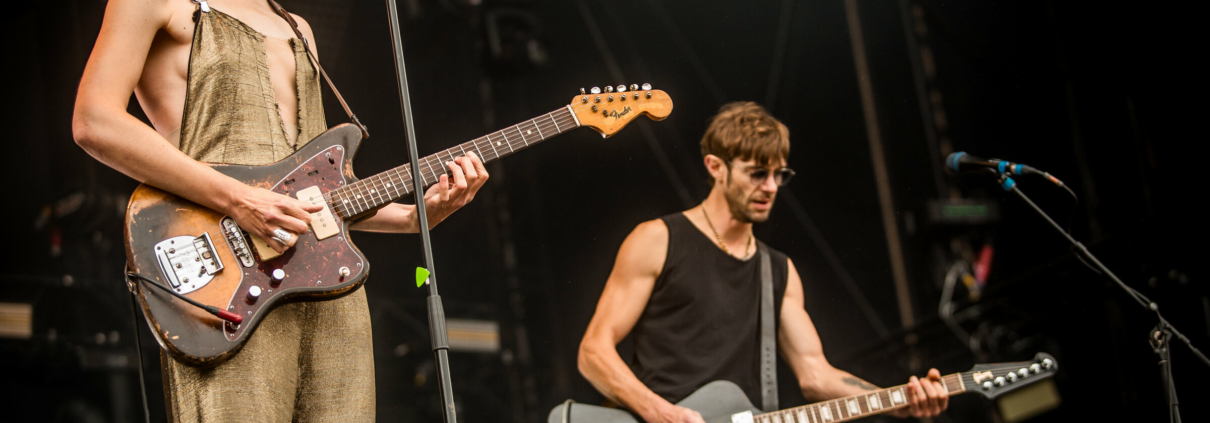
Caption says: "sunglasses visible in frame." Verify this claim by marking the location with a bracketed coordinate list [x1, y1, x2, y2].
[744, 167, 796, 187]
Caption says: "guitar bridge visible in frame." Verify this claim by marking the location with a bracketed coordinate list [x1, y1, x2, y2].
[154, 232, 224, 294]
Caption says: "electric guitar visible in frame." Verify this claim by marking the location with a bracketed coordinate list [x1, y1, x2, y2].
[125, 85, 672, 366]
[547, 353, 1059, 423]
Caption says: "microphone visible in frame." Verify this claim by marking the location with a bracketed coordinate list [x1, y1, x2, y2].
[946, 152, 1066, 187]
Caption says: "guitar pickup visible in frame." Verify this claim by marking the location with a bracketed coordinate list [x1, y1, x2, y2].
[296, 186, 339, 240]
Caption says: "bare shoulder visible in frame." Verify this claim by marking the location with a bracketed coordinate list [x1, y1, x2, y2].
[289, 13, 318, 55]
[613, 219, 669, 278]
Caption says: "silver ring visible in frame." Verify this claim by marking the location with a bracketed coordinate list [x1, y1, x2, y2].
[272, 228, 293, 244]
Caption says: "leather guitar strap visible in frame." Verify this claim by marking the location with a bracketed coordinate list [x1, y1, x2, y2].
[265, 0, 371, 139]
[759, 243, 779, 411]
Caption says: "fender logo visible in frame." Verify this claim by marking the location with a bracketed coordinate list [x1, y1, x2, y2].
[608, 106, 632, 119]
[972, 371, 994, 384]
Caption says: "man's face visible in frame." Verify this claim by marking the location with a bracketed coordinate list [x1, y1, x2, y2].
[722, 158, 788, 223]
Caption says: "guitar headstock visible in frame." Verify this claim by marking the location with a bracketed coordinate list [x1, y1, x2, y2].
[570, 83, 673, 138]
[961, 352, 1058, 399]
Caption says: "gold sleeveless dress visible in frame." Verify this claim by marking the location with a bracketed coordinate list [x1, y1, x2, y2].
[161, 6, 374, 422]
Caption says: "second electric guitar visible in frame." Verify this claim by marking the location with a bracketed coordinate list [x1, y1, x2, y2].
[125, 86, 673, 366]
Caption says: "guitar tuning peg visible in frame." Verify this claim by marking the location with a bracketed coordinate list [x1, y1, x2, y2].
[580, 88, 586, 94]
[630, 84, 639, 91]
[590, 87, 601, 94]
[604, 85, 614, 93]
[616, 84, 626, 92]
[641, 83, 652, 90]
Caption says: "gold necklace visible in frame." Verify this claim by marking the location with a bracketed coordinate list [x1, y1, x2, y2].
[701, 206, 753, 258]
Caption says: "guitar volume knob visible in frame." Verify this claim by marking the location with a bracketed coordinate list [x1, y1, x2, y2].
[246, 285, 262, 304]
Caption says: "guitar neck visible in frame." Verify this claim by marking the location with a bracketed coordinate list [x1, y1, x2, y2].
[327, 106, 580, 218]
[754, 373, 965, 423]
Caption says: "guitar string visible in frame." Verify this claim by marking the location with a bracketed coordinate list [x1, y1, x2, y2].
[330, 94, 658, 217]
[335, 109, 577, 198]
[332, 96, 636, 209]
[329, 107, 591, 217]
[332, 112, 579, 217]
[755, 374, 964, 419]
[754, 373, 998, 422]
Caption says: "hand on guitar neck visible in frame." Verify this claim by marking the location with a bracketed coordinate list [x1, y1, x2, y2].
[887, 369, 949, 419]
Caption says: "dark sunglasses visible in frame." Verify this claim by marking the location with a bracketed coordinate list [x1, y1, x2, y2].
[746, 167, 796, 187]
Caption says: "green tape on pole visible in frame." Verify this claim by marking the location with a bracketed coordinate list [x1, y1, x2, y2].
[416, 267, 430, 288]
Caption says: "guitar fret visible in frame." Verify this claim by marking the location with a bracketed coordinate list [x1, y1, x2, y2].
[357, 181, 373, 210]
[486, 133, 501, 158]
[367, 178, 384, 205]
[501, 130, 515, 153]
[471, 138, 486, 159]
[518, 124, 531, 146]
[549, 112, 561, 133]
[531, 118, 544, 139]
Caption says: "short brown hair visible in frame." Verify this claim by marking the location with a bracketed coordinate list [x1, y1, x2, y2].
[700, 102, 790, 181]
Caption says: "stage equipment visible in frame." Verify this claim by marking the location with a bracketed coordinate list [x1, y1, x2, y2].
[956, 157, 1210, 423]
[548, 353, 1059, 423]
[946, 152, 1066, 187]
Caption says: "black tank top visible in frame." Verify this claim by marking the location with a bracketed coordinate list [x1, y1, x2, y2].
[632, 213, 789, 405]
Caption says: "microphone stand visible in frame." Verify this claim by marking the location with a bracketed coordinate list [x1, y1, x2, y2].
[995, 173, 1208, 423]
[384, 1, 457, 421]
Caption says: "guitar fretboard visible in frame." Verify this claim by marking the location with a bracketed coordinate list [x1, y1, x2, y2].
[326, 106, 580, 218]
[753, 374, 964, 423]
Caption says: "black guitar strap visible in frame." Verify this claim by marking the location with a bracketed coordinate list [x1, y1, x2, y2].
[759, 243, 779, 411]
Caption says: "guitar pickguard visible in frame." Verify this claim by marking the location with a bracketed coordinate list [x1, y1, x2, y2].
[221, 144, 365, 340]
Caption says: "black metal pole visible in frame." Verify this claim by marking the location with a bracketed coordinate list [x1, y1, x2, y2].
[383, 1, 456, 422]
[1001, 175, 1207, 423]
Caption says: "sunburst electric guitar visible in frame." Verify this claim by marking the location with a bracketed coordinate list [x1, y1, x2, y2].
[547, 353, 1059, 423]
[125, 85, 672, 366]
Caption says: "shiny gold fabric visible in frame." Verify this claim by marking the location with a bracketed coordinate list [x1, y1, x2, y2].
[177, 7, 327, 165]
[163, 6, 374, 423]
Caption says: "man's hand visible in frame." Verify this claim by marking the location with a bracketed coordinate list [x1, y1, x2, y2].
[643, 404, 705, 423]
[408, 151, 488, 231]
[892, 368, 949, 418]
[227, 186, 323, 253]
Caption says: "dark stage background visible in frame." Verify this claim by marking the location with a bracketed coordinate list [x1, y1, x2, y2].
[1, 0, 1204, 422]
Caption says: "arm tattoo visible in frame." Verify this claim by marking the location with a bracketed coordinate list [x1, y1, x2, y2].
[842, 377, 878, 391]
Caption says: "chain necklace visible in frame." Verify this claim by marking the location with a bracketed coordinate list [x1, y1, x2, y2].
[701, 206, 753, 258]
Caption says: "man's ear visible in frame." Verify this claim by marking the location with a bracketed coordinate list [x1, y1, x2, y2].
[704, 154, 727, 185]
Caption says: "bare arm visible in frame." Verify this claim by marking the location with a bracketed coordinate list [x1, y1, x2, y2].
[73, 0, 319, 253]
[779, 259, 949, 417]
[578, 220, 703, 423]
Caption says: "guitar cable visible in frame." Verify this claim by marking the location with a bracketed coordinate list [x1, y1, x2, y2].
[125, 272, 243, 324]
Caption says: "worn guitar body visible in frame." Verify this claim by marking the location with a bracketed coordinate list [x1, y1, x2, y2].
[125, 124, 370, 367]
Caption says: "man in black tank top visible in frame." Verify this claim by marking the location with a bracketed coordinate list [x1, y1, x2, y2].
[579, 103, 950, 422]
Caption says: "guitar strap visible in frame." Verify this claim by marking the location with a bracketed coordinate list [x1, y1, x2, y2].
[759, 243, 779, 411]
[264, 0, 371, 139]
